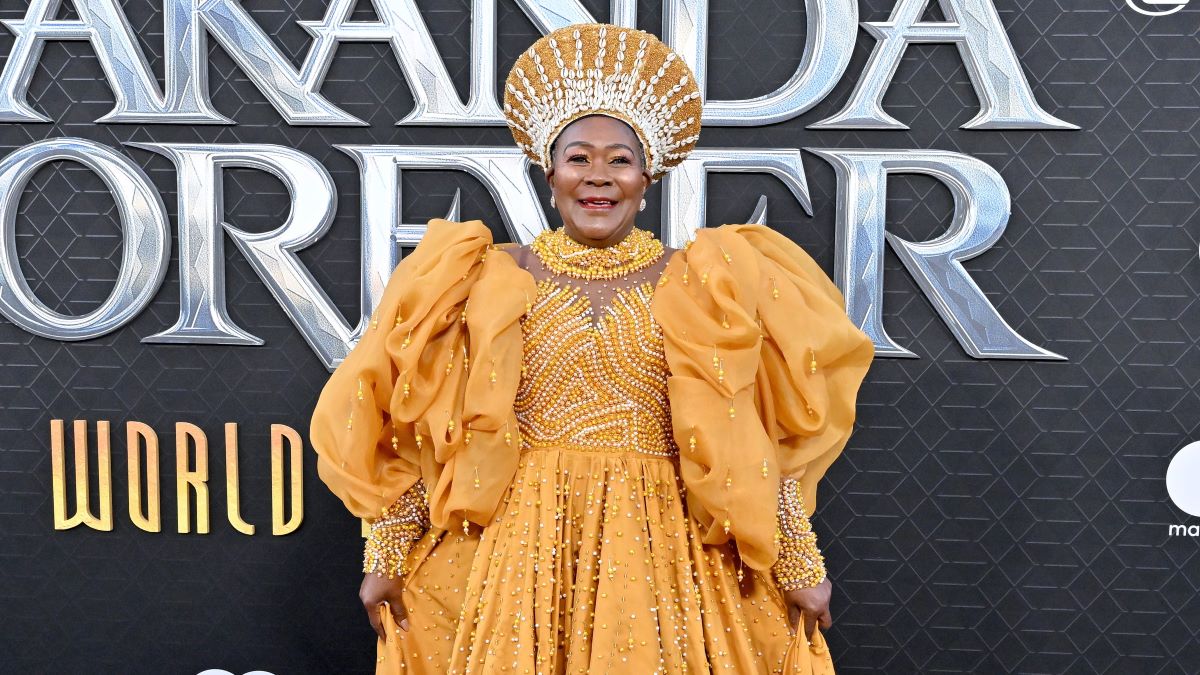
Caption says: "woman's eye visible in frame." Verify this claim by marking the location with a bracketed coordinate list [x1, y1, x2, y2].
[569, 154, 588, 163]
[611, 156, 631, 165]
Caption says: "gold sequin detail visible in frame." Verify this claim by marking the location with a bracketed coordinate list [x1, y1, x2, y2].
[530, 226, 663, 280]
[514, 278, 678, 458]
[773, 477, 827, 590]
[362, 479, 430, 579]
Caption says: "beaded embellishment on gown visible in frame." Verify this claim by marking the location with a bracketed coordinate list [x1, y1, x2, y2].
[442, 239, 801, 674]
[514, 276, 678, 459]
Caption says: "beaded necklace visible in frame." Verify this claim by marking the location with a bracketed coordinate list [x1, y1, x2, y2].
[530, 226, 664, 280]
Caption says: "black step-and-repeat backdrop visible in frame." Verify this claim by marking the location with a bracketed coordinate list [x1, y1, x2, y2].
[2, 1, 1197, 673]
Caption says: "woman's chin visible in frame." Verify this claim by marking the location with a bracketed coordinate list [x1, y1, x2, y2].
[567, 220, 623, 243]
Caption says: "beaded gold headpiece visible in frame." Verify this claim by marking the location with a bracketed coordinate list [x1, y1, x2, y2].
[503, 23, 703, 182]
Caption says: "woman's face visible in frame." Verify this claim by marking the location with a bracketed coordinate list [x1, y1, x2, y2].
[546, 115, 652, 248]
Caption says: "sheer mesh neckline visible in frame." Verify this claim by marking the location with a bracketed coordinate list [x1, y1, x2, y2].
[502, 242, 676, 331]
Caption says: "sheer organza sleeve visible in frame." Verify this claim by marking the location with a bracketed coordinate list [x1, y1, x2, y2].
[308, 218, 535, 540]
[651, 223, 874, 573]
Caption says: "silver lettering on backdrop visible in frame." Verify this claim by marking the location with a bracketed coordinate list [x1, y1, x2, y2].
[337, 146, 546, 353]
[127, 144, 350, 367]
[0, 0, 1057, 129]
[178, 0, 360, 125]
[677, 0, 861, 125]
[661, 149, 814, 248]
[0, 139, 169, 339]
[0, 0, 227, 123]
[296, 0, 498, 125]
[810, 0, 1079, 130]
[0, 0, 1075, 367]
[810, 148, 1066, 360]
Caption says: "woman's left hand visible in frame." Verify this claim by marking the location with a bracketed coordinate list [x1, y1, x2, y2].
[783, 578, 833, 641]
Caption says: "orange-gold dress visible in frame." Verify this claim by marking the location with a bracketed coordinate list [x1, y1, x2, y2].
[308, 219, 875, 674]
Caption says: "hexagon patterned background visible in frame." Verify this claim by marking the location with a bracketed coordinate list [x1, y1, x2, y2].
[0, 1, 1198, 673]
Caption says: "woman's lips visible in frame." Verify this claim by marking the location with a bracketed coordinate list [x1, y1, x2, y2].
[578, 198, 617, 210]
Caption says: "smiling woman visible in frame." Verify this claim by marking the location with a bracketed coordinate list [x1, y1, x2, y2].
[309, 21, 875, 675]
[546, 114, 652, 247]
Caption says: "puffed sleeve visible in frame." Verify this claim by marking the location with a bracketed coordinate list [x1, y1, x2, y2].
[650, 223, 874, 571]
[741, 224, 875, 510]
[308, 218, 536, 530]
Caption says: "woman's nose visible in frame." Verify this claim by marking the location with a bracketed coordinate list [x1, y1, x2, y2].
[585, 170, 613, 186]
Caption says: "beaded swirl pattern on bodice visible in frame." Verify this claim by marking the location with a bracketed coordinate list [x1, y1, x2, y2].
[510, 245, 679, 458]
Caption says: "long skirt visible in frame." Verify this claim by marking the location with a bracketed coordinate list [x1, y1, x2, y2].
[373, 447, 834, 674]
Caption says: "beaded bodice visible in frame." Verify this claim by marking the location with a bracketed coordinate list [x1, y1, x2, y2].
[506, 243, 680, 458]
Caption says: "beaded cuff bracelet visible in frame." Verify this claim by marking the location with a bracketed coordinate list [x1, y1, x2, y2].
[771, 476, 827, 591]
[363, 479, 431, 579]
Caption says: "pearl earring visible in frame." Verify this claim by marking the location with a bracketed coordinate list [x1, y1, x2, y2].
[550, 194, 556, 208]
[639, 198, 647, 212]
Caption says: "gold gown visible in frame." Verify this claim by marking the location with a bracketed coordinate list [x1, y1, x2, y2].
[308, 219, 875, 674]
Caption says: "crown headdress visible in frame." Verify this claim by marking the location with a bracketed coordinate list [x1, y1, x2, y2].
[503, 23, 703, 182]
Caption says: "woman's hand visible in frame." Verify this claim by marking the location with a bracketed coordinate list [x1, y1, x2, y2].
[783, 578, 833, 641]
[360, 572, 409, 641]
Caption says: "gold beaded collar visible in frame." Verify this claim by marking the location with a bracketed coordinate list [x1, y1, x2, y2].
[530, 226, 664, 280]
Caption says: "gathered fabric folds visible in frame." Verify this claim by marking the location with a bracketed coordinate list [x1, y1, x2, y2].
[649, 224, 875, 571]
[442, 449, 804, 673]
[311, 220, 874, 674]
[308, 218, 537, 529]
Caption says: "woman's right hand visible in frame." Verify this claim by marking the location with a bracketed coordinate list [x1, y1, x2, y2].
[360, 572, 409, 640]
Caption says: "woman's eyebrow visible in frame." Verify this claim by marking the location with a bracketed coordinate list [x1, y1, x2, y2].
[562, 140, 636, 154]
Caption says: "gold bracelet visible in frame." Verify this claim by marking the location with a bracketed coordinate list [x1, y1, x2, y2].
[772, 476, 827, 591]
[362, 479, 431, 579]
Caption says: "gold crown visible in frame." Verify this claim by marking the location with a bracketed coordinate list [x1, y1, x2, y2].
[503, 23, 703, 182]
